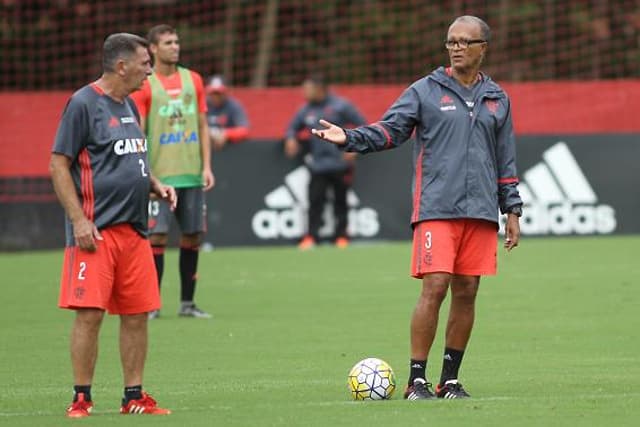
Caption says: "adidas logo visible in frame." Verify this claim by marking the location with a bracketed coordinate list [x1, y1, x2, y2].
[108, 116, 120, 128]
[501, 142, 616, 235]
[251, 166, 380, 240]
[126, 404, 146, 414]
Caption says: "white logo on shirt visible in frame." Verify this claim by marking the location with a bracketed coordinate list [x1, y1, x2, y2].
[114, 138, 148, 156]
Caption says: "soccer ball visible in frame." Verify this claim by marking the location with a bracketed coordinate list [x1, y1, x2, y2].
[347, 357, 396, 400]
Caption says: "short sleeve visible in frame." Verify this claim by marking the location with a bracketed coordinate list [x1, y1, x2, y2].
[52, 96, 90, 160]
[191, 71, 208, 114]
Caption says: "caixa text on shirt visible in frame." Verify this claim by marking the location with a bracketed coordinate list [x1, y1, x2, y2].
[113, 138, 148, 155]
[159, 131, 198, 145]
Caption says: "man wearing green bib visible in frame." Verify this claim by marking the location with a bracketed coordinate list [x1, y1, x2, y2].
[131, 24, 215, 319]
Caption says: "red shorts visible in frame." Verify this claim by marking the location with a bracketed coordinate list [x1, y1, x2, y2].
[411, 219, 497, 278]
[58, 224, 161, 315]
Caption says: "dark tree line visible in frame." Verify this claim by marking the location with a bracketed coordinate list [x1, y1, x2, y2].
[1, 0, 638, 90]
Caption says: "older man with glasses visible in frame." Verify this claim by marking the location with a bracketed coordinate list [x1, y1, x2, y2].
[312, 15, 523, 400]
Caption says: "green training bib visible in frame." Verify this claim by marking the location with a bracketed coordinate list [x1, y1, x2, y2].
[147, 67, 202, 188]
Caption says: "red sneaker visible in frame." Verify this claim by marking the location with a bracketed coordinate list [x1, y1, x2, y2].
[66, 393, 93, 418]
[335, 237, 350, 249]
[120, 392, 171, 415]
[298, 235, 316, 250]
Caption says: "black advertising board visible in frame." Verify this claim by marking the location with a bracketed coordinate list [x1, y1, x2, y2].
[1, 134, 639, 250]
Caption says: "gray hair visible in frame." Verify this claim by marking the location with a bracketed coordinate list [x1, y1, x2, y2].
[451, 15, 491, 42]
[102, 33, 148, 73]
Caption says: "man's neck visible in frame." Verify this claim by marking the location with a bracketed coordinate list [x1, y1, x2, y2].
[154, 61, 178, 77]
[451, 68, 481, 88]
[311, 94, 328, 105]
[95, 75, 127, 103]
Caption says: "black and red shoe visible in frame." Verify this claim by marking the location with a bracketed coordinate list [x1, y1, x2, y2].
[404, 378, 436, 400]
[435, 380, 471, 399]
[120, 392, 171, 415]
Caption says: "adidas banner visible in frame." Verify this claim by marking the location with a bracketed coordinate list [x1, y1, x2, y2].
[204, 140, 414, 247]
[1, 134, 639, 250]
[508, 135, 640, 236]
[200, 134, 640, 247]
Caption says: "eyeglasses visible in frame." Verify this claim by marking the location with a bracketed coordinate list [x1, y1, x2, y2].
[445, 39, 487, 49]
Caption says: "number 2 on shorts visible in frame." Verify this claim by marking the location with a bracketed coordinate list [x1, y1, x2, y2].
[78, 261, 87, 280]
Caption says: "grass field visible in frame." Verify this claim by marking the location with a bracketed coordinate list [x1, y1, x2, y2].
[1, 236, 639, 426]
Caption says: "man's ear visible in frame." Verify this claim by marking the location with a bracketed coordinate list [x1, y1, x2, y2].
[115, 58, 127, 77]
[478, 44, 488, 61]
[149, 44, 158, 56]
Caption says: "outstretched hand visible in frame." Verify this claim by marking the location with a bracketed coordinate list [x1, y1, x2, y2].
[311, 120, 347, 145]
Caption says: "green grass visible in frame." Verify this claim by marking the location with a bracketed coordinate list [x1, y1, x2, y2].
[1, 236, 639, 426]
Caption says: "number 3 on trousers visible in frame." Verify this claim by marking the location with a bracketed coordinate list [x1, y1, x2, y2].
[424, 231, 432, 250]
[78, 262, 87, 280]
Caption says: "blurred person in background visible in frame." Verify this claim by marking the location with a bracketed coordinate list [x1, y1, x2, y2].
[312, 16, 522, 400]
[131, 24, 214, 319]
[284, 74, 366, 250]
[205, 75, 250, 150]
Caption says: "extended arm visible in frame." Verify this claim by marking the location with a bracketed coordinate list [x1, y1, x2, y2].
[312, 86, 419, 153]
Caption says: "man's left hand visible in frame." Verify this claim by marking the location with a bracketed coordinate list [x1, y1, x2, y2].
[202, 168, 215, 191]
[152, 180, 177, 211]
[504, 213, 520, 251]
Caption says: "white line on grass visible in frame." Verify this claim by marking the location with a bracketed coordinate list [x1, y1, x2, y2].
[2, 393, 640, 418]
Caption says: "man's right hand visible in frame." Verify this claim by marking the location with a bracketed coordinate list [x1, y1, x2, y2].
[311, 120, 347, 145]
[73, 216, 103, 252]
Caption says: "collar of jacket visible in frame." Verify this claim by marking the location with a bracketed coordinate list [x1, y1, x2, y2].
[427, 66, 504, 100]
